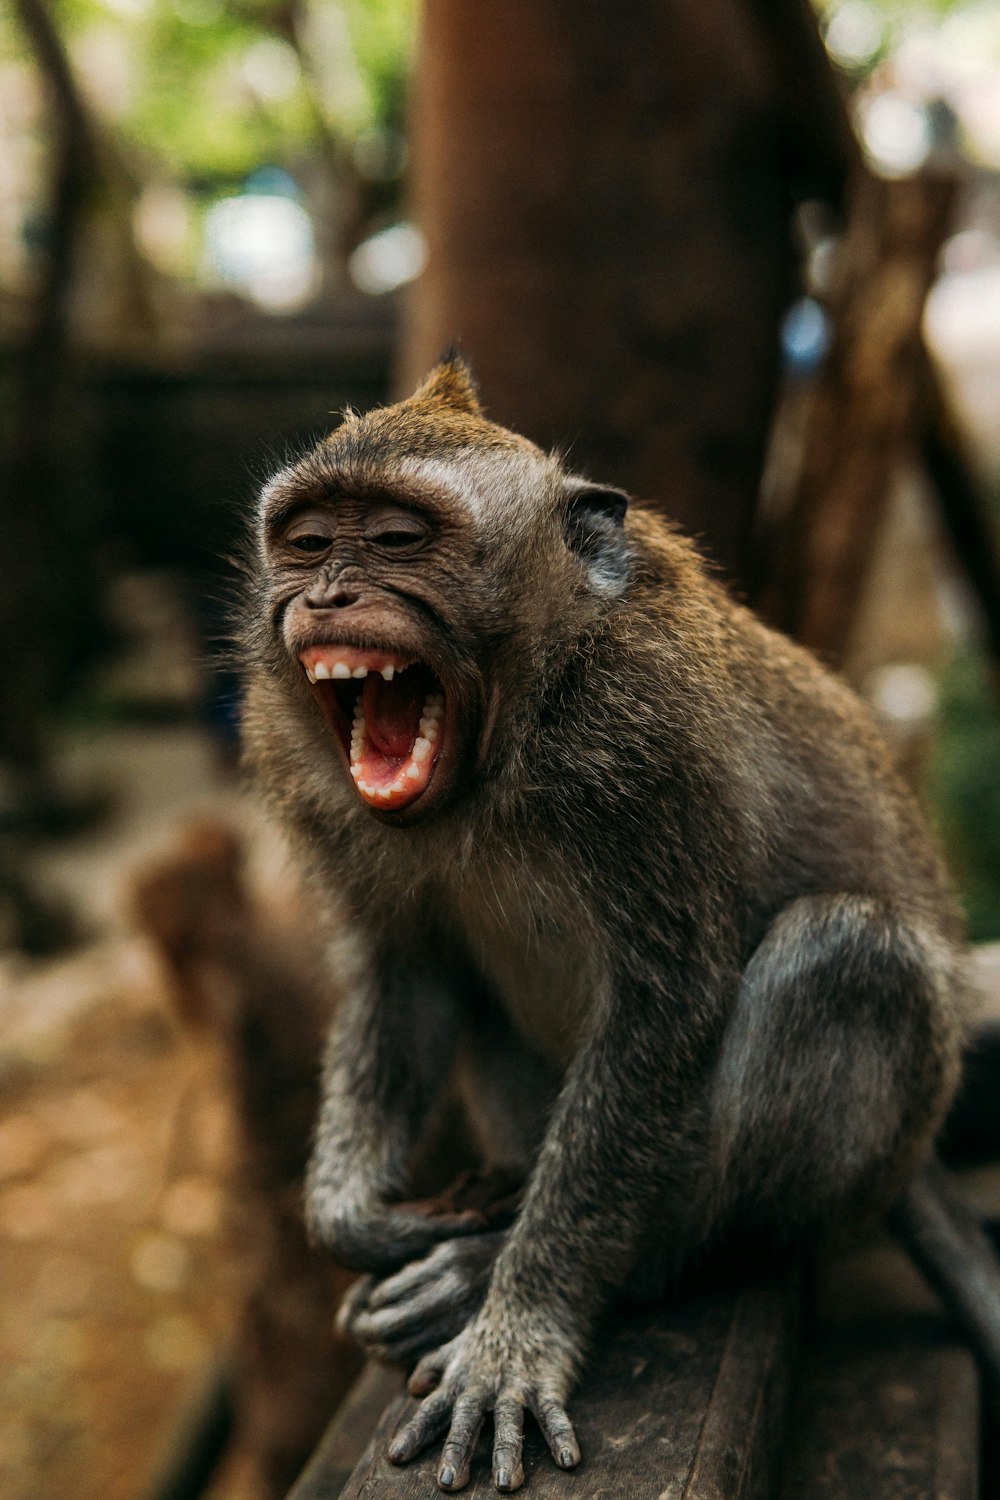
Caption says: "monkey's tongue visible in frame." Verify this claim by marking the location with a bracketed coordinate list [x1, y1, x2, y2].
[350, 669, 444, 810]
[362, 671, 425, 757]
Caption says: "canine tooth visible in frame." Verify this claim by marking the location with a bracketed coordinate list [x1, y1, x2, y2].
[405, 763, 422, 781]
[332, 662, 351, 680]
[413, 737, 432, 762]
[314, 661, 331, 680]
[380, 665, 395, 681]
[352, 666, 368, 679]
[305, 668, 317, 684]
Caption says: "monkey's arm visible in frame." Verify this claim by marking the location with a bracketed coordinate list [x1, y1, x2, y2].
[388, 974, 721, 1491]
[306, 956, 485, 1275]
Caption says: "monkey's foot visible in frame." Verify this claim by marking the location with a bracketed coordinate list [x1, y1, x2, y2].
[339, 1232, 506, 1363]
[387, 1322, 581, 1492]
[397, 1166, 524, 1227]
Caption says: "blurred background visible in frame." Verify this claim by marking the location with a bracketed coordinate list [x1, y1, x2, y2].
[1, 1, 999, 1497]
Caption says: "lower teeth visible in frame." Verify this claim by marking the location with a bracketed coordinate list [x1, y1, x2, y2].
[348, 692, 444, 799]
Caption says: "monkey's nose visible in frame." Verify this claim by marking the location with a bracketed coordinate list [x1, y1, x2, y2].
[305, 578, 362, 609]
[326, 585, 360, 609]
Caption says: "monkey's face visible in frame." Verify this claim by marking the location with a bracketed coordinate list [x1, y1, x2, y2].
[252, 360, 630, 826]
[259, 478, 485, 824]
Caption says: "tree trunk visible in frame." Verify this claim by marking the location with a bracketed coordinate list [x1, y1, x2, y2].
[399, 0, 825, 582]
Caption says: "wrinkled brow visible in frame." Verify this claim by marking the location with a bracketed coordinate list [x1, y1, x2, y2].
[258, 452, 472, 533]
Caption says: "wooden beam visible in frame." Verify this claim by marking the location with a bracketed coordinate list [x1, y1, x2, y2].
[779, 1237, 979, 1499]
[754, 168, 958, 666]
[292, 1275, 801, 1500]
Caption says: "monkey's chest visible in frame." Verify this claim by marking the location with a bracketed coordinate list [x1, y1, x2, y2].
[449, 868, 601, 1066]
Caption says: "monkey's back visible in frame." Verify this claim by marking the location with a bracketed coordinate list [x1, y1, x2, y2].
[621, 507, 961, 945]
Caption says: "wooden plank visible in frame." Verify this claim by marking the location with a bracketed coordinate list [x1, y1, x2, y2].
[779, 1241, 979, 1500]
[308, 1276, 800, 1500]
[288, 1363, 406, 1500]
[779, 1324, 978, 1499]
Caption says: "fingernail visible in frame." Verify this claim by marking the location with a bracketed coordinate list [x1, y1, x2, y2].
[439, 1466, 455, 1487]
[496, 1468, 511, 1489]
[559, 1447, 575, 1467]
[388, 1441, 406, 1464]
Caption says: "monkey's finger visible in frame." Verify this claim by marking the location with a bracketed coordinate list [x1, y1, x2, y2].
[534, 1395, 581, 1470]
[358, 1306, 465, 1366]
[398, 1208, 488, 1239]
[491, 1397, 525, 1492]
[408, 1341, 457, 1396]
[387, 1389, 454, 1465]
[334, 1275, 376, 1336]
[367, 1248, 453, 1311]
[356, 1269, 470, 1345]
[437, 1392, 486, 1491]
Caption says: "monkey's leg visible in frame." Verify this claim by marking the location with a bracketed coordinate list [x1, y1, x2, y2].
[710, 894, 961, 1239]
[306, 953, 490, 1275]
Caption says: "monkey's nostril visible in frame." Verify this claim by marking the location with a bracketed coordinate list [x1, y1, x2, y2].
[305, 587, 360, 609]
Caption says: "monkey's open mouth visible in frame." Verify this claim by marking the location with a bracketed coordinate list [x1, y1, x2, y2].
[299, 645, 445, 812]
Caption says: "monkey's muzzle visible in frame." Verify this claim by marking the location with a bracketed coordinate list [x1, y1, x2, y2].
[300, 645, 445, 813]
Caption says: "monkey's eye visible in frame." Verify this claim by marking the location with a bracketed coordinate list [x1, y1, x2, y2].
[363, 507, 429, 553]
[288, 533, 332, 554]
[283, 511, 334, 555]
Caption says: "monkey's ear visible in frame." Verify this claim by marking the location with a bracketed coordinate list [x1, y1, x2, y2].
[410, 354, 483, 417]
[562, 480, 631, 597]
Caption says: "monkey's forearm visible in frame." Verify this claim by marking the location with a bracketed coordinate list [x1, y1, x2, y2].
[306, 967, 476, 1271]
[469, 985, 718, 1371]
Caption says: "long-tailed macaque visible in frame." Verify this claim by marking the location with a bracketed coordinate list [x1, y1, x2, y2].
[240, 358, 984, 1493]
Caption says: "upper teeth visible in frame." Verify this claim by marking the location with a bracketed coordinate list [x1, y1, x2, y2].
[305, 658, 411, 683]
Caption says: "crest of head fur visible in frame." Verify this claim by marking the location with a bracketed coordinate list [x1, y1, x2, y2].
[409, 353, 483, 418]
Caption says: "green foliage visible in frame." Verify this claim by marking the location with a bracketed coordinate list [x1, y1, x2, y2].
[6, 0, 416, 182]
[929, 645, 1000, 942]
[343, 0, 416, 131]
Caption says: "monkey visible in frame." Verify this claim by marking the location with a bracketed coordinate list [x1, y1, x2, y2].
[239, 355, 991, 1493]
[129, 822, 364, 1497]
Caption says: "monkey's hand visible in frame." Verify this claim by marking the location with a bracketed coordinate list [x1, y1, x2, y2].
[386, 1312, 581, 1492]
[308, 1195, 492, 1277]
[338, 1231, 507, 1364]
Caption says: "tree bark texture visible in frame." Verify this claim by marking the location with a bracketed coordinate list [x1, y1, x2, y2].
[398, 0, 817, 582]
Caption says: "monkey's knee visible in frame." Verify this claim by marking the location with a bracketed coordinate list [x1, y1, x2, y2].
[710, 894, 961, 1232]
